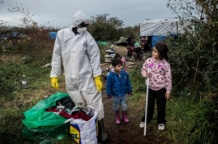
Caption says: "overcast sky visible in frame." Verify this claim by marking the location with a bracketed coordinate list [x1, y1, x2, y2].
[0, 0, 176, 28]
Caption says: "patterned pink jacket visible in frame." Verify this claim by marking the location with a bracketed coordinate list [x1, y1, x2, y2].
[141, 57, 172, 94]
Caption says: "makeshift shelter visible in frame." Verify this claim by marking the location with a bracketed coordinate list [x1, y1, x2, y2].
[115, 37, 127, 46]
[140, 19, 190, 48]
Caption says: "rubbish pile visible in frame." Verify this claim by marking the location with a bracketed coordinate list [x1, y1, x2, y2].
[22, 92, 98, 143]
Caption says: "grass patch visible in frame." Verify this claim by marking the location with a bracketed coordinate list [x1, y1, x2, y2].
[128, 66, 217, 144]
[166, 95, 216, 144]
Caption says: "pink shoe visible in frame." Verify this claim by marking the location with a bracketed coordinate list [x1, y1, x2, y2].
[122, 111, 129, 123]
[116, 117, 121, 124]
[115, 111, 121, 125]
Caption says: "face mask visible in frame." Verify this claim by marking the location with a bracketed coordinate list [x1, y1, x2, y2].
[77, 27, 87, 35]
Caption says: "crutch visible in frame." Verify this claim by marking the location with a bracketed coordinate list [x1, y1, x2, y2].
[144, 68, 151, 136]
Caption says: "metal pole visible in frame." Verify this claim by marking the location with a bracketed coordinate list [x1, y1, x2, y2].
[144, 68, 150, 136]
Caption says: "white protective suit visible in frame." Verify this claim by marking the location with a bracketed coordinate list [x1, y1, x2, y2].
[50, 11, 104, 119]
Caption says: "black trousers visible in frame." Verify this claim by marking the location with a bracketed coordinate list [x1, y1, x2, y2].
[141, 88, 166, 124]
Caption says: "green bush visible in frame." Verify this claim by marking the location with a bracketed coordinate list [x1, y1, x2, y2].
[129, 63, 146, 93]
[167, 93, 217, 144]
[0, 62, 23, 98]
[165, 1, 218, 143]
[88, 13, 139, 41]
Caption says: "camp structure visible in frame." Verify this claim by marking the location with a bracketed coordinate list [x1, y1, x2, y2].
[140, 18, 191, 49]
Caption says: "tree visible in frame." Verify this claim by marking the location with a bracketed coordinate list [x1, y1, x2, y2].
[88, 14, 124, 41]
[166, 1, 218, 143]
[7, 3, 50, 28]
[7, 3, 37, 27]
[88, 13, 140, 42]
[166, 0, 218, 91]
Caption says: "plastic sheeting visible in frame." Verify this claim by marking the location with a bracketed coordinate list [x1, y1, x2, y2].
[22, 92, 70, 128]
[140, 19, 188, 36]
[151, 35, 168, 48]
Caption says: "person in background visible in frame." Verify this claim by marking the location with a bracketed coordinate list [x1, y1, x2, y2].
[127, 34, 135, 58]
[127, 34, 135, 47]
[50, 11, 108, 142]
[106, 58, 132, 125]
[139, 42, 172, 131]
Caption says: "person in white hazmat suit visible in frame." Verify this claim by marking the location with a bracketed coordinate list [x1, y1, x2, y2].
[50, 11, 108, 143]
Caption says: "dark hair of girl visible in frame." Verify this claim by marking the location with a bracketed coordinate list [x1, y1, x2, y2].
[154, 42, 168, 61]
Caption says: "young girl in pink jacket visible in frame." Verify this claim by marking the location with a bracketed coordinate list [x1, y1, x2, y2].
[139, 42, 172, 131]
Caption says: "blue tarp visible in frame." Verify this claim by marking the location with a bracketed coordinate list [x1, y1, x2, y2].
[151, 35, 168, 48]
[49, 32, 57, 39]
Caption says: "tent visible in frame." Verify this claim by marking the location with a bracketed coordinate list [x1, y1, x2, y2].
[140, 19, 191, 48]
[140, 19, 187, 36]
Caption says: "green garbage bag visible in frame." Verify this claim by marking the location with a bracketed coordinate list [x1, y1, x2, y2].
[22, 122, 69, 141]
[22, 92, 70, 129]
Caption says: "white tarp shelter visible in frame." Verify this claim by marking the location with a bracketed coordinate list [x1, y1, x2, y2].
[140, 19, 188, 36]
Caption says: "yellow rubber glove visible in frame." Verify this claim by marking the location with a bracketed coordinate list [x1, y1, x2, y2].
[94, 76, 102, 92]
[51, 77, 59, 89]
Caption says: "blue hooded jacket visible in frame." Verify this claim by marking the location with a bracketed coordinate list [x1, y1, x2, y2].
[106, 69, 132, 97]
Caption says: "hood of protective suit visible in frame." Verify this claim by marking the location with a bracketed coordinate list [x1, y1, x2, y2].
[72, 11, 90, 27]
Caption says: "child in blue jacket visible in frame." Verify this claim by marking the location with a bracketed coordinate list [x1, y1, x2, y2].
[106, 58, 132, 125]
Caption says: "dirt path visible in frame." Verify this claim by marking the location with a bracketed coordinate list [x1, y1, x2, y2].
[101, 89, 169, 144]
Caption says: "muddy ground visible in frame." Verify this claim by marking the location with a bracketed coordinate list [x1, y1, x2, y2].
[101, 86, 170, 144]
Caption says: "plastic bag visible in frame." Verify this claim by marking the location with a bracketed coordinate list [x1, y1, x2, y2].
[69, 106, 98, 144]
[22, 92, 70, 129]
[22, 123, 69, 141]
